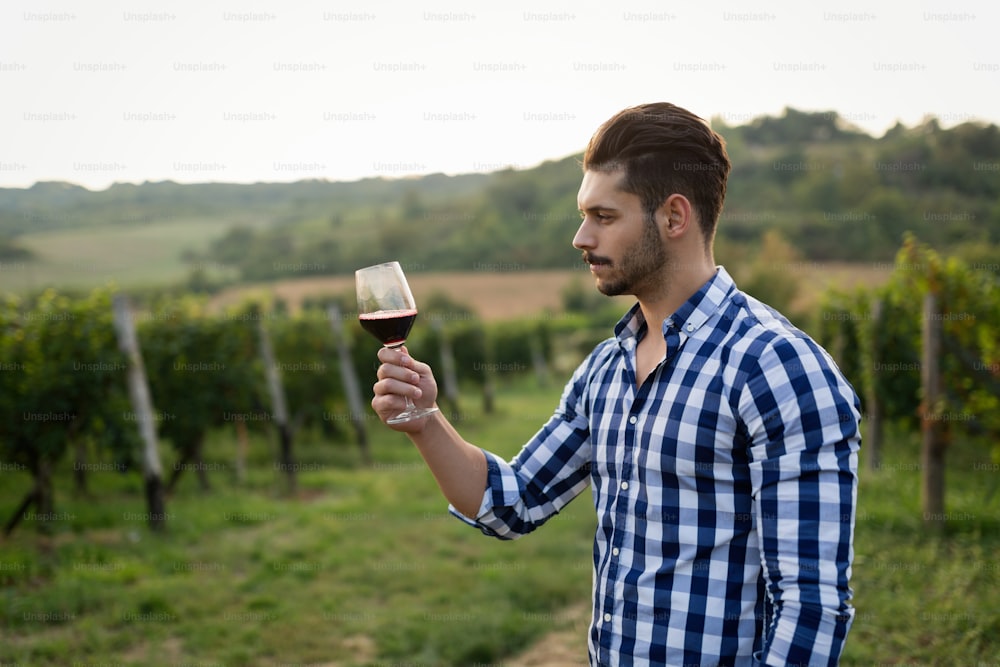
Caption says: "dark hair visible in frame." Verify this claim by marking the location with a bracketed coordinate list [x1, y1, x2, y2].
[583, 102, 731, 245]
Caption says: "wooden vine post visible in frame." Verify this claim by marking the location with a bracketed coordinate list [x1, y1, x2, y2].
[112, 293, 167, 532]
[327, 304, 372, 465]
[256, 312, 296, 495]
[920, 291, 945, 529]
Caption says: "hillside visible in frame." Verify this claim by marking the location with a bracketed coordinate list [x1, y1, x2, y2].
[2, 108, 998, 294]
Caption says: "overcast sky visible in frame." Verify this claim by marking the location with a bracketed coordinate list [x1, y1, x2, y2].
[1, 0, 996, 190]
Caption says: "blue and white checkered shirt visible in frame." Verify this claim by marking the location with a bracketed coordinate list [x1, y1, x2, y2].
[451, 266, 860, 666]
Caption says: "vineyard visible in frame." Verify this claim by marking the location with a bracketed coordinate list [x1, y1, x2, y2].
[1, 236, 999, 664]
[815, 235, 1000, 521]
[3, 236, 996, 534]
[0, 271, 627, 534]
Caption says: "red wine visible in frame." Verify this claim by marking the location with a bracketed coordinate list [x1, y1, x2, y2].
[359, 309, 418, 346]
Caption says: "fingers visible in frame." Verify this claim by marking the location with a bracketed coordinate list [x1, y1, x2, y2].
[372, 358, 433, 431]
[373, 376, 422, 402]
[375, 347, 421, 387]
[370, 391, 411, 424]
[376, 345, 430, 375]
[371, 347, 438, 421]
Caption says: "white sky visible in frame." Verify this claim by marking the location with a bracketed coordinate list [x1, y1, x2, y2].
[0, 0, 996, 190]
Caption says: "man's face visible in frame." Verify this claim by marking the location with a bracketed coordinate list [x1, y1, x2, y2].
[574, 169, 666, 298]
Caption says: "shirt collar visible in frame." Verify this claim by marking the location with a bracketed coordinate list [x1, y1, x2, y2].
[614, 266, 737, 343]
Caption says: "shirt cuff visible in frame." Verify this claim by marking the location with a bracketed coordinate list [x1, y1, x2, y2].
[447, 449, 523, 534]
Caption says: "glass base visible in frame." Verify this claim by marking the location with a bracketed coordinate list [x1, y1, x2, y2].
[387, 405, 439, 425]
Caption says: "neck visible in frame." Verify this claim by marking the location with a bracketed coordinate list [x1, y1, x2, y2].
[636, 251, 716, 331]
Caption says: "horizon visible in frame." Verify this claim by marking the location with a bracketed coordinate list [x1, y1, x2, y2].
[3, 106, 994, 194]
[2, 0, 997, 191]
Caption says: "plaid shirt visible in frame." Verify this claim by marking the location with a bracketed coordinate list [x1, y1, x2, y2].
[452, 267, 860, 666]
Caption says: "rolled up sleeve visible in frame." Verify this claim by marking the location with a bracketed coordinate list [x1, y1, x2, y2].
[450, 365, 594, 540]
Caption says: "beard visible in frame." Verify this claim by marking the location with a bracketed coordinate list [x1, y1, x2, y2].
[584, 217, 667, 297]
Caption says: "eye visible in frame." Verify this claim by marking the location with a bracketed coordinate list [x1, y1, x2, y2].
[580, 210, 614, 223]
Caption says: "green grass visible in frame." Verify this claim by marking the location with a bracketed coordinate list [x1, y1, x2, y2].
[1, 382, 998, 666]
[0, 380, 595, 666]
[0, 218, 247, 293]
[844, 425, 1000, 665]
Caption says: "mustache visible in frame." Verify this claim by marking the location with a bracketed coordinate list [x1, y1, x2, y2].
[582, 252, 612, 266]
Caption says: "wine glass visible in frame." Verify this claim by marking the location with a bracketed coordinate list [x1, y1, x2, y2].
[355, 261, 439, 424]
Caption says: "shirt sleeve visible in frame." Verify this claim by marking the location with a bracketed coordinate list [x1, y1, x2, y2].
[739, 335, 861, 666]
[449, 359, 594, 540]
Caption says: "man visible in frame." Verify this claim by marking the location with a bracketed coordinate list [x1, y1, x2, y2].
[371, 102, 860, 666]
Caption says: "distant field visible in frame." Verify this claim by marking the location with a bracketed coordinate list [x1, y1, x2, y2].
[0, 219, 243, 293]
[784, 261, 892, 312]
[2, 220, 892, 322]
[209, 268, 631, 320]
[208, 262, 892, 321]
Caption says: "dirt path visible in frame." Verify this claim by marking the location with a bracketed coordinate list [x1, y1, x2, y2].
[507, 602, 591, 666]
[325, 604, 590, 667]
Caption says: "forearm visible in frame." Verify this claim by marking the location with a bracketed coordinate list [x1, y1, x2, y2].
[370, 346, 489, 517]
[408, 410, 487, 519]
[371, 345, 591, 534]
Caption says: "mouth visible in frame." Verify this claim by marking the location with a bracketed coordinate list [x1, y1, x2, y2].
[583, 254, 611, 274]
[583, 253, 611, 267]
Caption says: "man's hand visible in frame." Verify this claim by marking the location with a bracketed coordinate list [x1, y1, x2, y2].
[372, 345, 487, 519]
[372, 346, 439, 432]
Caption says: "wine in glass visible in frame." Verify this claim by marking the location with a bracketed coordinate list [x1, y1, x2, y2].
[356, 261, 439, 424]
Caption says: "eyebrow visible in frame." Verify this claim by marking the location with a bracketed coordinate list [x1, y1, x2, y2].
[578, 204, 620, 214]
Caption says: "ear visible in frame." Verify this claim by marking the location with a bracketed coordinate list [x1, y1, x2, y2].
[657, 194, 695, 239]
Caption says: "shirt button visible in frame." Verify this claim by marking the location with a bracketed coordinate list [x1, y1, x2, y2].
[686, 322, 695, 332]
[612, 547, 619, 556]
[621, 481, 629, 490]
[629, 415, 637, 425]
[604, 613, 612, 623]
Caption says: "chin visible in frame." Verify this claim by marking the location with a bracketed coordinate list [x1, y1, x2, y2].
[596, 280, 628, 297]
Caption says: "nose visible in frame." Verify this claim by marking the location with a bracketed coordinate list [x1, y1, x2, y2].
[572, 217, 594, 251]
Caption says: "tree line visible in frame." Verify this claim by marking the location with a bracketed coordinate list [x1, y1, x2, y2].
[2, 109, 998, 289]
[189, 112, 1000, 283]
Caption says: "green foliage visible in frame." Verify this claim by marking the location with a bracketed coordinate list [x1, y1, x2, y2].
[269, 310, 343, 433]
[0, 288, 137, 474]
[735, 107, 871, 145]
[0, 236, 34, 260]
[816, 235, 1000, 452]
[0, 289, 139, 532]
[137, 298, 262, 458]
[185, 112, 999, 276]
[732, 229, 803, 323]
[414, 317, 491, 389]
